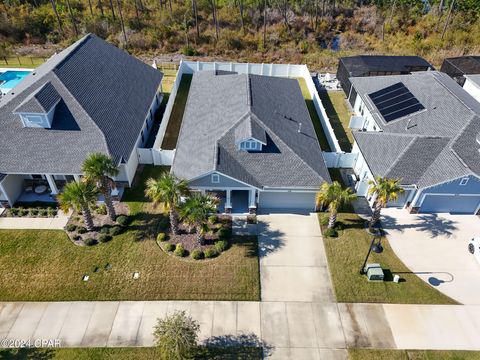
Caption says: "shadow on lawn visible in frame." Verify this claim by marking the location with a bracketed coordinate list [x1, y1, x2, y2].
[202, 333, 273, 359]
[381, 214, 458, 238]
[231, 236, 259, 258]
[126, 211, 168, 241]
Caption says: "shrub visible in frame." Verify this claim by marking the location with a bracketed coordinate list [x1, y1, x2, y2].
[157, 217, 169, 231]
[191, 249, 204, 260]
[96, 204, 107, 215]
[204, 247, 217, 258]
[100, 226, 111, 234]
[109, 226, 123, 236]
[217, 227, 230, 241]
[323, 228, 338, 238]
[77, 226, 87, 234]
[247, 215, 257, 224]
[335, 222, 344, 231]
[174, 244, 185, 257]
[164, 243, 175, 252]
[29, 208, 39, 216]
[208, 215, 217, 225]
[18, 209, 28, 217]
[65, 224, 77, 232]
[320, 216, 329, 226]
[99, 234, 112, 243]
[157, 232, 166, 242]
[116, 215, 129, 226]
[215, 240, 228, 253]
[48, 208, 57, 217]
[84, 238, 97, 246]
[9, 208, 18, 216]
[73, 234, 82, 241]
[39, 209, 48, 217]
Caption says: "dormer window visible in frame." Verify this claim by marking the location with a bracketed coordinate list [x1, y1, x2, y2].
[240, 139, 261, 151]
[13, 81, 61, 129]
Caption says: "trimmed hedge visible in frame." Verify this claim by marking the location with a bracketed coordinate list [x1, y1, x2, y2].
[84, 238, 97, 246]
[157, 232, 166, 242]
[173, 244, 185, 257]
[99, 234, 112, 243]
[164, 243, 175, 252]
[215, 240, 228, 253]
[191, 249, 204, 260]
[77, 227, 87, 234]
[109, 226, 123, 236]
[323, 228, 338, 238]
[65, 224, 77, 232]
[116, 215, 129, 226]
[204, 247, 217, 258]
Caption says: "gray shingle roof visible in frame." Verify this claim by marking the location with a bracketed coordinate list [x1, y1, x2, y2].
[351, 71, 480, 188]
[13, 81, 61, 114]
[171, 71, 330, 188]
[234, 112, 267, 144]
[0, 34, 163, 174]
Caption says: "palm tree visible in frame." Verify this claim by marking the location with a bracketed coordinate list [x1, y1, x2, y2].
[316, 181, 357, 229]
[82, 153, 119, 221]
[179, 193, 217, 245]
[145, 173, 190, 235]
[368, 177, 404, 230]
[58, 181, 99, 232]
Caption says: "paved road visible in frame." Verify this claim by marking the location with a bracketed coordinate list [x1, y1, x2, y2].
[382, 208, 480, 305]
[2, 213, 480, 359]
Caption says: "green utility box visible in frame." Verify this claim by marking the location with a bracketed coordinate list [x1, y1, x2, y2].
[364, 263, 384, 282]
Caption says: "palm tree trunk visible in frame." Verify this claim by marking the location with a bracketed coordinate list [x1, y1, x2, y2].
[196, 226, 204, 246]
[169, 208, 178, 235]
[82, 205, 95, 232]
[101, 178, 116, 221]
[50, 0, 64, 36]
[328, 212, 337, 229]
[369, 202, 382, 230]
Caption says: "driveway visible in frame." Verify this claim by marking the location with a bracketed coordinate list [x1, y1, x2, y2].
[257, 213, 335, 302]
[381, 208, 480, 305]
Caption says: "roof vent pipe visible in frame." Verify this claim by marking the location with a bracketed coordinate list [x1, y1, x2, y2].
[298, 122, 302, 133]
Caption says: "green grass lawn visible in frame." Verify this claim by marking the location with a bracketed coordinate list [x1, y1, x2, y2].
[0, 347, 263, 360]
[320, 211, 457, 304]
[318, 90, 354, 152]
[349, 349, 480, 360]
[297, 78, 332, 152]
[0, 166, 260, 301]
[161, 73, 193, 150]
[0, 56, 45, 68]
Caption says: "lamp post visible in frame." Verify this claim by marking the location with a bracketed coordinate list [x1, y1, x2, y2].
[360, 235, 383, 275]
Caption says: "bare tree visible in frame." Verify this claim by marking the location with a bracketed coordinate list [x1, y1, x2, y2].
[441, 0, 455, 40]
[65, 0, 79, 36]
[87, 0, 94, 15]
[49, 0, 64, 36]
[210, 0, 219, 40]
[238, 0, 245, 34]
[116, 0, 128, 44]
[263, 0, 267, 48]
[97, 0, 104, 16]
[133, 0, 141, 26]
[109, 0, 116, 20]
[191, 0, 200, 38]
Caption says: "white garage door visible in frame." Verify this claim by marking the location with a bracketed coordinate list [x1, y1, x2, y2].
[259, 191, 316, 210]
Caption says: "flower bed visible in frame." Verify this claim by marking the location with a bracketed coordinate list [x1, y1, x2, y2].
[3, 202, 58, 218]
[157, 215, 232, 260]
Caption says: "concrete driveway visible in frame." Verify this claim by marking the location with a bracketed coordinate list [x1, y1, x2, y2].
[381, 208, 480, 305]
[257, 213, 335, 302]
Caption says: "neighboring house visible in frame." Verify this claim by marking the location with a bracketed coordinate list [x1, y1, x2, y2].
[347, 71, 480, 214]
[441, 56, 480, 86]
[171, 71, 331, 213]
[463, 75, 480, 103]
[0, 34, 163, 208]
[336, 55, 433, 106]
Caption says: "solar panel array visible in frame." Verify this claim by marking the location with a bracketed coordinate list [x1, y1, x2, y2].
[368, 82, 425, 122]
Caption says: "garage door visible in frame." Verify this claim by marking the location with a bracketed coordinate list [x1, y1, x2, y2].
[419, 194, 480, 214]
[259, 191, 316, 210]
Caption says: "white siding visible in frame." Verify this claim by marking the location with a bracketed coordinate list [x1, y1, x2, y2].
[0, 174, 25, 206]
[463, 78, 480, 104]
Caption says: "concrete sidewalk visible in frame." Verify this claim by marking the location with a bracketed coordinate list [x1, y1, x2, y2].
[0, 211, 70, 230]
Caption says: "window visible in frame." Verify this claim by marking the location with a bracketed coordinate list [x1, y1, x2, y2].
[460, 177, 469, 186]
[240, 140, 260, 151]
[211, 174, 220, 183]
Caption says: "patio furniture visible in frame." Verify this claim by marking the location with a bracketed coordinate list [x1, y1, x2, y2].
[34, 185, 48, 194]
[25, 186, 33, 193]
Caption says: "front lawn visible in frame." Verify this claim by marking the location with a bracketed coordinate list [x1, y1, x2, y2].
[0, 166, 260, 301]
[349, 349, 480, 360]
[0, 347, 263, 360]
[320, 211, 457, 304]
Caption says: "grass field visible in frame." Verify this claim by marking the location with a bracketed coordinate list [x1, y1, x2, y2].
[0, 347, 263, 359]
[349, 349, 480, 360]
[0, 56, 45, 69]
[161, 74, 193, 150]
[320, 211, 457, 304]
[0, 166, 260, 301]
[318, 90, 353, 151]
[297, 78, 332, 152]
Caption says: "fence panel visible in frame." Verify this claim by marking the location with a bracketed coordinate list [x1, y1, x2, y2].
[137, 148, 154, 164]
[322, 152, 357, 168]
[153, 149, 176, 165]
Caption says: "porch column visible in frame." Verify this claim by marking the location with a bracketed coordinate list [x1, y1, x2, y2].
[248, 189, 257, 214]
[73, 175, 81, 183]
[45, 174, 58, 195]
[225, 189, 232, 213]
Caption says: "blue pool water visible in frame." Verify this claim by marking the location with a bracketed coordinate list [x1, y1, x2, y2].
[0, 70, 31, 94]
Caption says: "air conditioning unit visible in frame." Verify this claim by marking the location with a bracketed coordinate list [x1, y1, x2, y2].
[364, 263, 384, 282]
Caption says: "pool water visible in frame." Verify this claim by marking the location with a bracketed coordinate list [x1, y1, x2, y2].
[0, 70, 31, 94]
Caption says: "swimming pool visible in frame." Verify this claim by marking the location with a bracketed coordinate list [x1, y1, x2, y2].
[0, 70, 31, 95]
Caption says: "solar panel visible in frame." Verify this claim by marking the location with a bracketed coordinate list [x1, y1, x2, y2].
[368, 82, 425, 122]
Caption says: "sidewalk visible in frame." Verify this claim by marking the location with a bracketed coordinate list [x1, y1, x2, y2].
[0, 211, 70, 230]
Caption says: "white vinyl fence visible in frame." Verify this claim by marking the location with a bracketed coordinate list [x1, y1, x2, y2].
[323, 152, 358, 168]
[145, 60, 343, 166]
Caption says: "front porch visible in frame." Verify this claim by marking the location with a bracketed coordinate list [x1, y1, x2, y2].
[203, 188, 257, 215]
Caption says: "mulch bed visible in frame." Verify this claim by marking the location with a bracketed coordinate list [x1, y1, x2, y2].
[65, 202, 129, 245]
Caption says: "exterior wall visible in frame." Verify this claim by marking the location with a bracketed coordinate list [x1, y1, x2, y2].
[0, 174, 25, 206]
[189, 172, 251, 189]
[413, 175, 480, 207]
[463, 78, 480, 103]
[352, 94, 380, 131]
